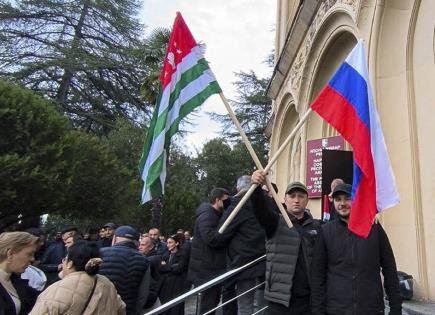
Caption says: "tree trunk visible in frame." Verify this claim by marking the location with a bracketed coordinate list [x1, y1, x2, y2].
[150, 198, 162, 228]
[56, 0, 90, 105]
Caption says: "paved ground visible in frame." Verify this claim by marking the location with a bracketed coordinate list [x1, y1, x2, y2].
[185, 295, 223, 315]
[184, 295, 197, 315]
[402, 300, 435, 315]
[184, 297, 435, 315]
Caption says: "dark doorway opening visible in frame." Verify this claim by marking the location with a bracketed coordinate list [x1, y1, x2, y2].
[321, 149, 353, 220]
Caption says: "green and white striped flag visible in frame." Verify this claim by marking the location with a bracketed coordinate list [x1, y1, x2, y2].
[139, 12, 221, 204]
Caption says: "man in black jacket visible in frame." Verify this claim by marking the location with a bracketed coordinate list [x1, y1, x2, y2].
[39, 226, 77, 286]
[311, 183, 402, 315]
[148, 228, 170, 262]
[251, 170, 321, 315]
[99, 222, 115, 248]
[139, 235, 162, 310]
[188, 187, 230, 315]
[99, 226, 149, 315]
[220, 175, 266, 315]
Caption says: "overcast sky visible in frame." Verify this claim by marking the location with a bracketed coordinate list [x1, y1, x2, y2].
[140, 0, 276, 153]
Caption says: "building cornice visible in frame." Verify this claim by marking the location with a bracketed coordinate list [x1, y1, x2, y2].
[267, 0, 322, 100]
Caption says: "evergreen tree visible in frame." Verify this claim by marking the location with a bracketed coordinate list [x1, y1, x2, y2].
[195, 138, 257, 196]
[0, 0, 148, 134]
[211, 71, 272, 166]
[0, 80, 133, 230]
[104, 118, 153, 228]
[161, 147, 201, 234]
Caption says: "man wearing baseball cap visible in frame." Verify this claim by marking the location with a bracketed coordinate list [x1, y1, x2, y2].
[251, 170, 321, 314]
[99, 226, 150, 315]
[311, 183, 402, 315]
[99, 222, 116, 248]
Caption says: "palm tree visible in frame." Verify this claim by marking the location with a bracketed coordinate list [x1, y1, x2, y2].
[140, 27, 171, 106]
[138, 27, 171, 228]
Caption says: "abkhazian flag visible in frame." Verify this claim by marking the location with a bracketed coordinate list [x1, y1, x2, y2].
[310, 40, 399, 238]
[139, 12, 221, 204]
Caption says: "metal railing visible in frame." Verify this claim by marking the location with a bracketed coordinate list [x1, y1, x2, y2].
[144, 254, 266, 315]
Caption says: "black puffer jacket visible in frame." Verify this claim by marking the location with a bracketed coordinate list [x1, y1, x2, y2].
[219, 193, 266, 280]
[99, 241, 149, 315]
[311, 218, 402, 315]
[187, 203, 228, 285]
[251, 186, 321, 307]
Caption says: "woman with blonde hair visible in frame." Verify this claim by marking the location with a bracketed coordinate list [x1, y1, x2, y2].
[0, 231, 39, 315]
[30, 241, 125, 315]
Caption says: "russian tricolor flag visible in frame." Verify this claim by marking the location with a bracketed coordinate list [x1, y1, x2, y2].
[311, 40, 399, 238]
[323, 194, 331, 222]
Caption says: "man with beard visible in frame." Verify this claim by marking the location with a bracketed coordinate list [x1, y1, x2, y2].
[100, 223, 116, 248]
[311, 183, 402, 315]
[148, 228, 169, 262]
[188, 187, 231, 315]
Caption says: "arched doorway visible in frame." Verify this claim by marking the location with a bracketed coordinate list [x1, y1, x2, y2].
[302, 29, 357, 217]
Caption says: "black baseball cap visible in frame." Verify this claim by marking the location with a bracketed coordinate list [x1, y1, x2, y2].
[60, 226, 78, 235]
[332, 183, 352, 198]
[103, 222, 116, 229]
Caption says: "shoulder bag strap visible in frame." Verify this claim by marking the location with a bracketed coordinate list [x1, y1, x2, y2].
[80, 275, 98, 315]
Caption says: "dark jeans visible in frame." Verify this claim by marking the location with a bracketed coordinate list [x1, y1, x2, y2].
[222, 278, 237, 315]
[199, 285, 222, 315]
[266, 296, 311, 315]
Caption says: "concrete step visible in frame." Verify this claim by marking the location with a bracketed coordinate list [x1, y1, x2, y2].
[402, 300, 435, 315]
[186, 298, 435, 315]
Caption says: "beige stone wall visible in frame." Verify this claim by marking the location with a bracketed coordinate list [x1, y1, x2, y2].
[407, 0, 435, 300]
[269, 0, 435, 301]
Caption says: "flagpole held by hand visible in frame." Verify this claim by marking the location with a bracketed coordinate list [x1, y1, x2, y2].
[218, 93, 293, 232]
[218, 104, 312, 233]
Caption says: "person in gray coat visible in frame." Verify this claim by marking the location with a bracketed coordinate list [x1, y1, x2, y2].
[251, 170, 321, 315]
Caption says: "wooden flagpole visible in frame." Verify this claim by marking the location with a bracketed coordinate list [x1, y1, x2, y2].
[218, 92, 293, 230]
[219, 106, 312, 233]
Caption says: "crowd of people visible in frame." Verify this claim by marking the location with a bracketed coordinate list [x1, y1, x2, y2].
[0, 171, 403, 315]
[0, 222, 194, 314]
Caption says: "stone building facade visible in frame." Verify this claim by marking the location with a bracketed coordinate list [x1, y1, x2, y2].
[267, 0, 435, 301]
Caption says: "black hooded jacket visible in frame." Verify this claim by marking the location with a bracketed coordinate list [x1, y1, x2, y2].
[187, 202, 228, 285]
[219, 192, 266, 279]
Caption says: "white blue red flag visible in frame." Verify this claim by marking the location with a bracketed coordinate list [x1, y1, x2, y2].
[310, 40, 399, 238]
